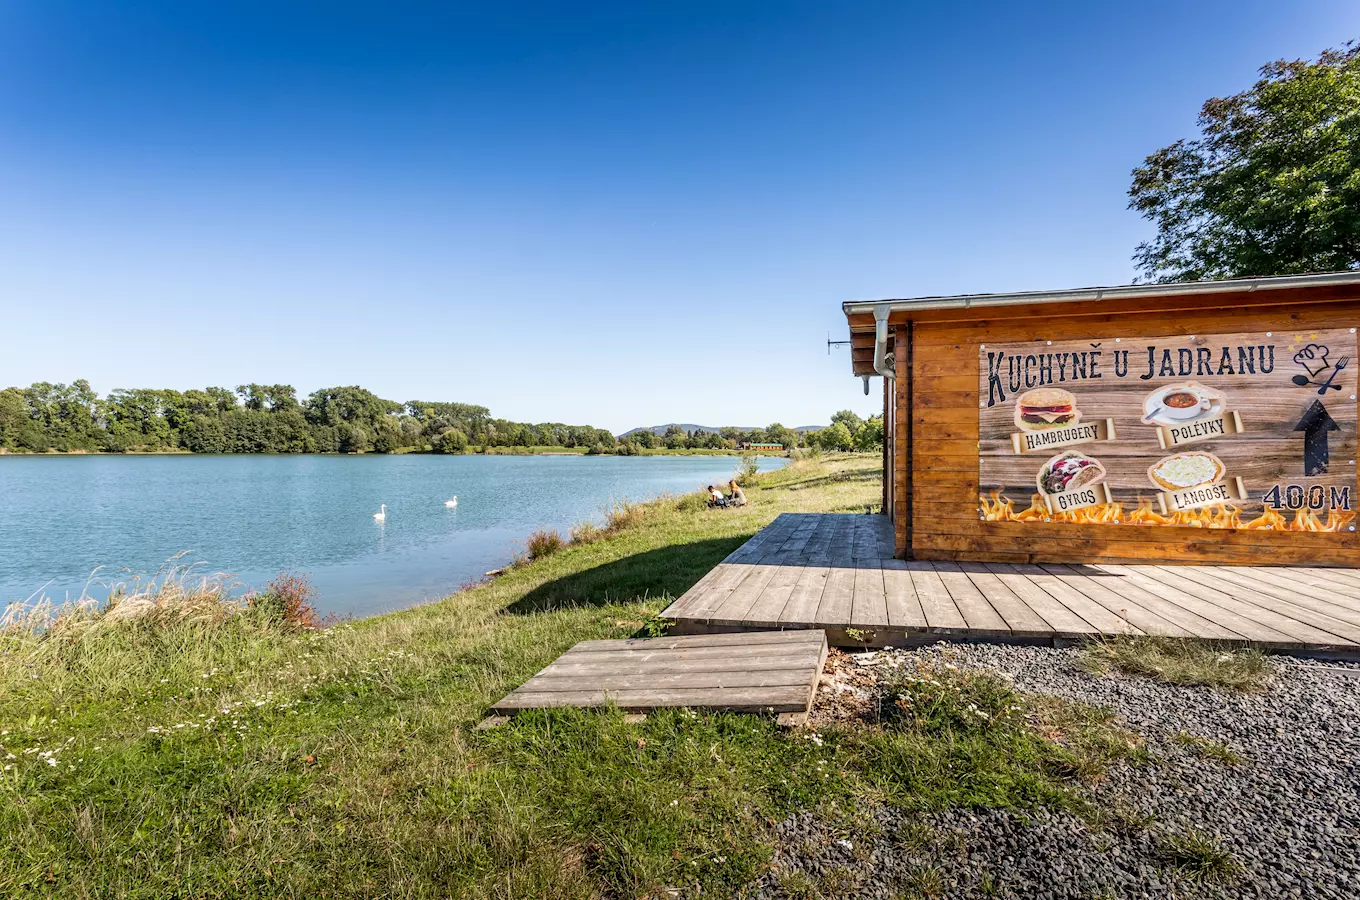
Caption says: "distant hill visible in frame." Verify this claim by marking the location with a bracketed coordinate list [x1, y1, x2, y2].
[617, 423, 823, 439]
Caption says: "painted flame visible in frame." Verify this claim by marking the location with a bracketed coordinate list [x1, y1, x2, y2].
[979, 489, 1355, 532]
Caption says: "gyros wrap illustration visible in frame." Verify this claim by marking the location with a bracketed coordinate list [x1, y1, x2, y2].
[1037, 451, 1106, 496]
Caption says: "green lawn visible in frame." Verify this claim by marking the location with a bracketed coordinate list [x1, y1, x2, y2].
[0, 454, 1139, 898]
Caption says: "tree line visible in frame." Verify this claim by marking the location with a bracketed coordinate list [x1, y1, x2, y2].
[0, 381, 882, 455]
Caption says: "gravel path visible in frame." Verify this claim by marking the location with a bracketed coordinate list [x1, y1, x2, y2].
[757, 644, 1360, 899]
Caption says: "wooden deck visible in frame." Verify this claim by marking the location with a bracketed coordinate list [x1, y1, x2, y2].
[660, 513, 1360, 658]
[489, 629, 828, 716]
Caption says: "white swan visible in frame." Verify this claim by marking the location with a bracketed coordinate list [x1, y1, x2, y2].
[444, 495, 458, 508]
[373, 503, 386, 522]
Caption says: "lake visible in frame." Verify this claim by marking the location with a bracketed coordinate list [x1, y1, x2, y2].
[0, 454, 786, 617]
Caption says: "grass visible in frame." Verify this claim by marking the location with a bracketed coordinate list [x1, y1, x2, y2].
[0, 454, 1146, 898]
[1157, 828, 1242, 883]
[1170, 731, 1246, 765]
[1078, 636, 1272, 692]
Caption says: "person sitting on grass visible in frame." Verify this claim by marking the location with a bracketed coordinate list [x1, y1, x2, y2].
[727, 479, 747, 507]
[707, 485, 728, 508]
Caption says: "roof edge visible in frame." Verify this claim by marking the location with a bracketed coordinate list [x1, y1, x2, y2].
[842, 270, 1360, 318]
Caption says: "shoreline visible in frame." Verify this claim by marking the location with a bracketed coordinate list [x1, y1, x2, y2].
[0, 447, 789, 458]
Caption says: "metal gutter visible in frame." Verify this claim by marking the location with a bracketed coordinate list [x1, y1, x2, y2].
[842, 270, 1360, 318]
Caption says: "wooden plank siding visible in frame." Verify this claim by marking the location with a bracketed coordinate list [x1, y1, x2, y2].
[893, 292, 1360, 565]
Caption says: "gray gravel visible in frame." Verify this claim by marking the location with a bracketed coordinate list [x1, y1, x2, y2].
[756, 644, 1360, 899]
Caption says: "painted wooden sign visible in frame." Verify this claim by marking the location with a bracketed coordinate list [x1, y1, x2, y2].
[978, 328, 1359, 531]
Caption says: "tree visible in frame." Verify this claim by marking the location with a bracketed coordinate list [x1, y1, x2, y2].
[1130, 42, 1360, 283]
[765, 423, 796, 449]
[854, 416, 884, 451]
[818, 421, 854, 452]
[830, 410, 864, 435]
[436, 428, 468, 453]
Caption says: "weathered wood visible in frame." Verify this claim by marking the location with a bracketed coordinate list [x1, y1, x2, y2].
[904, 561, 969, 631]
[659, 513, 1360, 656]
[493, 686, 813, 713]
[953, 562, 1054, 636]
[814, 566, 858, 627]
[881, 558, 928, 629]
[850, 561, 890, 627]
[899, 298, 1360, 567]
[489, 629, 828, 716]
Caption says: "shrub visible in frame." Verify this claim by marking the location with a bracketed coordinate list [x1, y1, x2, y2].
[568, 521, 604, 544]
[604, 499, 645, 532]
[614, 441, 639, 456]
[676, 492, 707, 513]
[734, 453, 760, 486]
[248, 571, 324, 629]
[524, 528, 564, 561]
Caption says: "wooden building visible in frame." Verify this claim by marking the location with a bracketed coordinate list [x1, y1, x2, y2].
[843, 271, 1360, 566]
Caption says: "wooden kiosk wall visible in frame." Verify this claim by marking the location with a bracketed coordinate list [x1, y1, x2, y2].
[892, 284, 1360, 566]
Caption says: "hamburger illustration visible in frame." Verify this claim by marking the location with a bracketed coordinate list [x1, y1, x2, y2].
[1014, 387, 1081, 432]
[1147, 452, 1225, 492]
[1037, 451, 1106, 496]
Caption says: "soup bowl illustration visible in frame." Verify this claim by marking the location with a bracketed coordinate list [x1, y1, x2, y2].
[1142, 382, 1223, 425]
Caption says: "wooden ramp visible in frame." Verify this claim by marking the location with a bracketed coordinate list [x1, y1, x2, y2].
[661, 513, 1360, 659]
[489, 630, 828, 718]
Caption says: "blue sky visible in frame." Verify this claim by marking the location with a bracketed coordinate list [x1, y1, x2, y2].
[1, 2, 1356, 432]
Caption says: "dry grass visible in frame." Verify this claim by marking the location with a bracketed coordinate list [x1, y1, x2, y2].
[1078, 637, 1272, 692]
[523, 528, 565, 561]
[604, 498, 646, 532]
[568, 521, 604, 545]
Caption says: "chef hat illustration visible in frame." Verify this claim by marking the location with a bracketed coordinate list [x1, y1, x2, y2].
[1294, 343, 1331, 377]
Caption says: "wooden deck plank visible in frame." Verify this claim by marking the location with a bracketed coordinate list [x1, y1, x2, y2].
[881, 559, 928, 629]
[904, 561, 969, 631]
[981, 563, 1103, 637]
[1048, 564, 1247, 641]
[850, 561, 889, 627]
[929, 562, 1011, 634]
[684, 563, 764, 621]
[742, 565, 807, 627]
[1162, 566, 1360, 644]
[1120, 565, 1352, 647]
[557, 644, 826, 664]
[1030, 566, 1185, 637]
[710, 564, 784, 625]
[493, 686, 813, 713]
[539, 654, 818, 678]
[780, 565, 830, 624]
[520, 670, 820, 692]
[1007, 564, 1145, 636]
[491, 629, 827, 715]
[572, 630, 823, 652]
[953, 562, 1055, 636]
[1293, 566, 1360, 592]
[1036, 564, 1211, 640]
[1240, 567, 1360, 615]
[1090, 564, 1303, 647]
[814, 565, 858, 626]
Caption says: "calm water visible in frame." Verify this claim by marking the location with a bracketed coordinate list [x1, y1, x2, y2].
[0, 454, 786, 617]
